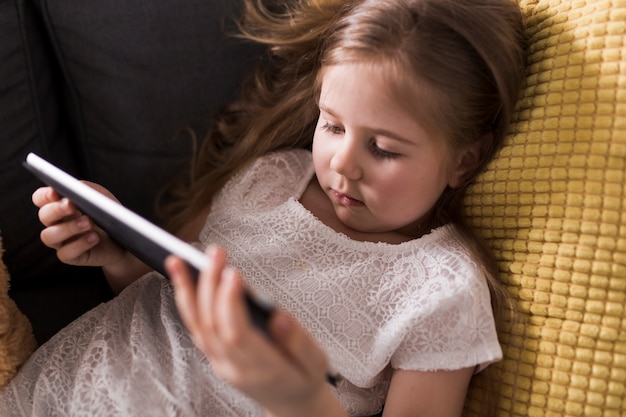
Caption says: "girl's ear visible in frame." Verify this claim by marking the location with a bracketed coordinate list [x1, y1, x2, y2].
[448, 132, 493, 189]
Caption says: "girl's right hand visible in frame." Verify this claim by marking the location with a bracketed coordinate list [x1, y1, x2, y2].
[32, 184, 127, 268]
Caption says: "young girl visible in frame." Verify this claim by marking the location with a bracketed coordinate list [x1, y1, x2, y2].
[1, 0, 526, 416]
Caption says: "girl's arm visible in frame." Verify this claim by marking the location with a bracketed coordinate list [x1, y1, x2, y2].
[101, 252, 152, 293]
[382, 367, 474, 417]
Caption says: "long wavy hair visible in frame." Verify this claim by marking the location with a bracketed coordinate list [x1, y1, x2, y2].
[161, 0, 526, 410]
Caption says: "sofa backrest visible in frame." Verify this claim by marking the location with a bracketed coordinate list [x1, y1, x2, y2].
[0, 0, 79, 280]
[33, 0, 264, 223]
[0, 0, 263, 281]
[0, 0, 265, 342]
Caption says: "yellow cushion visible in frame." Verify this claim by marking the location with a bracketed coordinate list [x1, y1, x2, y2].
[464, 0, 626, 416]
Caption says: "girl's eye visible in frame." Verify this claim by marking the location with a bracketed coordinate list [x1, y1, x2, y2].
[321, 122, 344, 135]
[369, 140, 400, 160]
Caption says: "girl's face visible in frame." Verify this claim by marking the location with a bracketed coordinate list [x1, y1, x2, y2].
[312, 62, 475, 239]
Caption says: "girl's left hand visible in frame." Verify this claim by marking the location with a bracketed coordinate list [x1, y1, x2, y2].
[166, 245, 347, 417]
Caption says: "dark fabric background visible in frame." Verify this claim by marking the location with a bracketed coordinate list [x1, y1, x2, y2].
[36, 0, 263, 222]
[1, 0, 263, 342]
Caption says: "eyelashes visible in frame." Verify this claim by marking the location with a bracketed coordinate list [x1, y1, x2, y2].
[320, 122, 344, 136]
[368, 142, 400, 160]
[319, 122, 400, 160]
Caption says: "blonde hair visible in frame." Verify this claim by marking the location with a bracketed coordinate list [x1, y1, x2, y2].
[162, 2, 525, 405]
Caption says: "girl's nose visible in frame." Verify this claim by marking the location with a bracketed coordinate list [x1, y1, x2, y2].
[330, 137, 363, 180]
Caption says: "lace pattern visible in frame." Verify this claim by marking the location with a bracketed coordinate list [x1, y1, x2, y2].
[201, 150, 502, 409]
[0, 150, 501, 416]
[0, 277, 264, 416]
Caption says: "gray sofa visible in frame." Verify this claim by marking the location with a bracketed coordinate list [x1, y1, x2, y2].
[1, 0, 263, 344]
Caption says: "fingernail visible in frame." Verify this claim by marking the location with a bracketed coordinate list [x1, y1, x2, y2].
[222, 267, 237, 283]
[76, 217, 89, 230]
[206, 245, 218, 258]
[167, 260, 182, 283]
[165, 256, 179, 272]
[85, 232, 99, 244]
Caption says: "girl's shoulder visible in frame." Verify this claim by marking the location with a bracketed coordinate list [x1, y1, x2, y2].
[240, 148, 313, 192]
[254, 148, 313, 186]
[427, 225, 483, 279]
[402, 225, 486, 291]
[216, 149, 315, 210]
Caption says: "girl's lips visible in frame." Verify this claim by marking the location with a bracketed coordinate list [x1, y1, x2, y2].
[330, 190, 364, 207]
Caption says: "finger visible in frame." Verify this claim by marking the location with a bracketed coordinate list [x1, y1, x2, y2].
[211, 268, 278, 385]
[53, 232, 101, 264]
[39, 214, 94, 249]
[169, 247, 229, 358]
[38, 198, 81, 227]
[197, 246, 227, 332]
[167, 256, 204, 343]
[269, 311, 329, 383]
[214, 267, 252, 346]
[32, 186, 59, 208]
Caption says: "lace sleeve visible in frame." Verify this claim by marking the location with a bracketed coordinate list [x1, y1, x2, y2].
[390, 253, 502, 373]
[211, 149, 313, 216]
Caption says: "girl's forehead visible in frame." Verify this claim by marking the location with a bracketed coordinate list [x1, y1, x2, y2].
[320, 59, 436, 100]
[320, 58, 403, 81]
[319, 61, 444, 133]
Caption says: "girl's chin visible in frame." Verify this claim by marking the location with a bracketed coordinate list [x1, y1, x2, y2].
[334, 210, 376, 234]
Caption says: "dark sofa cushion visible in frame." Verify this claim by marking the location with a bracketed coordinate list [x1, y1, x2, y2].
[0, 0, 112, 343]
[0, 0, 263, 343]
[1, 0, 264, 342]
[0, 0, 76, 280]
[35, 0, 264, 222]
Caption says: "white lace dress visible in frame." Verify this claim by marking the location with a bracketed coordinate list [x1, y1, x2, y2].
[0, 149, 502, 416]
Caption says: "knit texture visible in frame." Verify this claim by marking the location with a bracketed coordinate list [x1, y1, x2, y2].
[463, 1, 626, 416]
[0, 232, 36, 388]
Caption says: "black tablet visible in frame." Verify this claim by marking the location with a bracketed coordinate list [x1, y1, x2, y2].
[24, 152, 274, 333]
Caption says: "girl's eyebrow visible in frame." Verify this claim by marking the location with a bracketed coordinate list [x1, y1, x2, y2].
[319, 104, 416, 146]
[318, 104, 337, 117]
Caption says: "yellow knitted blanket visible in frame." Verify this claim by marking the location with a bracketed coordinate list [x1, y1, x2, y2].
[464, 1, 626, 416]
